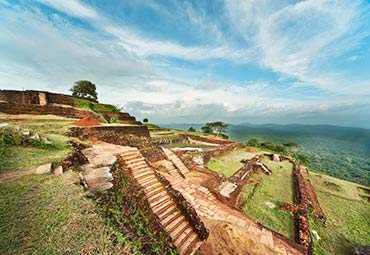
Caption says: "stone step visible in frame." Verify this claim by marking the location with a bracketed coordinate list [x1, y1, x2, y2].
[165, 215, 186, 234]
[161, 210, 182, 228]
[132, 167, 152, 176]
[174, 226, 193, 247]
[144, 182, 162, 192]
[134, 170, 153, 180]
[123, 153, 144, 161]
[146, 186, 165, 198]
[181, 232, 200, 255]
[147, 190, 168, 203]
[152, 199, 174, 215]
[125, 157, 146, 165]
[150, 195, 170, 208]
[171, 220, 190, 242]
[139, 178, 158, 188]
[125, 161, 147, 168]
[157, 204, 178, 220]
[136, 174, 156, 184]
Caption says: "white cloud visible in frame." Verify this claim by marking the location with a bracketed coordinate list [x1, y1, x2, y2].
[225, 0, 369, 92]
[105, 26, 252, 62]
[36, 0, 99, 19]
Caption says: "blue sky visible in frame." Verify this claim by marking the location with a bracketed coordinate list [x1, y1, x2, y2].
[0, 0, 370, 128]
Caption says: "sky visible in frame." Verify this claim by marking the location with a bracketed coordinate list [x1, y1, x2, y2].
[0, 0, 370, 128]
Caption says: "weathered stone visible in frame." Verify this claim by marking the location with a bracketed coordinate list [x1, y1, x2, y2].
[273, 154, 281, 162]
[265, 201, 277, 209]
[22, 130, 31, 136]
[219, 182, 237, 198]
[102, 155, 117, 165]
[30, 133, 40, 141]
[0, 122, 8, 127]
[35, 163, 52, 174]
[88, 182, 113, 192]
[53, 166, 63, 175]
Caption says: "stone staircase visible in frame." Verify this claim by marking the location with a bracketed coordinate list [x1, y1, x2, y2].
[162, 148, 190, 175]
[119, 148, 204, 255]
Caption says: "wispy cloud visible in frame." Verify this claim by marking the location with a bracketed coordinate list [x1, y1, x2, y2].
[105, 26, 252, 62]
[36, 0, 99, 19]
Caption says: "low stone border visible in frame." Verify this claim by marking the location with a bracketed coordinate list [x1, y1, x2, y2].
[154, 171, 210, 241]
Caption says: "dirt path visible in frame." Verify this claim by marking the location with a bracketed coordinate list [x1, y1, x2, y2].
[0, 168, 37, 182]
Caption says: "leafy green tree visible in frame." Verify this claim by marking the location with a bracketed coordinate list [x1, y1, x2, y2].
[188, 127, 196, 132]
[201, 125, 212, 133]
[201, 121, 228, 137]
[70, 80, 97, 99]
[143, 118, 149, 123]
[247, 138, 260, 147]
[283, 142, 300, 148]
[260, 141, 276, 151]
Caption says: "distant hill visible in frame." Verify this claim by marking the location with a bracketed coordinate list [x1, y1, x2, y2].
[162, 123, 370, 186]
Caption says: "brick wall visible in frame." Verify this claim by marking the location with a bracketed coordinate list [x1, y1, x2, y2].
[0, 102, 105, 121]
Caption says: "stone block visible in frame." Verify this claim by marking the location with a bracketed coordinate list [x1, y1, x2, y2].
[35, 163, 52, 174]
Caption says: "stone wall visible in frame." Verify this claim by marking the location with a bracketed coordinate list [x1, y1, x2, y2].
[0, 102, 105, 121]
[68, 126, 167, 163]
[99, 111, 140, 124]
[0, 89, 97, 106]
[155, 171, 209, 240]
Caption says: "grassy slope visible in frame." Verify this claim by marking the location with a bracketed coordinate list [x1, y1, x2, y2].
[306, 173, 370, 255]
[0, 172, 126, 255]
[206, 149, 256, 177]
[206, 150, 370, 254]
[242, 158, 295, 240]
[0, 134, 72, 173]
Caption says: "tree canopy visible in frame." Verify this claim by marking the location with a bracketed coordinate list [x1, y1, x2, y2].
[201, 121, 228, 137]
[70, 80, 98, 100]
[188, 127, 196, 132]
[143, 118, 148, 123]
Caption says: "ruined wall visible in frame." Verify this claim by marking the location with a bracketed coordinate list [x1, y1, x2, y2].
[0, 89, 97, 106]
[0, 102, 105, 121]
[99, 111, 139, 124]
[68, 127, 166, 163]
[155, 171, 209, 240]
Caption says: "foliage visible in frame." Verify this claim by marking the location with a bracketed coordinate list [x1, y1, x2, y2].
[247, 138, 260, 147]
[227, 124, 370, 186]
[143, 118, 148, 123]
[201, 121, 228, 137]
[109, 117, 117, 124]
[73, 98, 121, 113]
[70, 80, 98, 99]
[188, 127, 196, 132]
[201, 125, 212, 133]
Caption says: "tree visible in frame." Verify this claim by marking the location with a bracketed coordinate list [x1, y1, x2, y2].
[143, 118, 148, 123]
[188, 127, 196, 132]
[247, 138, 260, 147]
[201, 121, 228, 137]
[70, 80, 97, 99]
[201, 125, 212, 133]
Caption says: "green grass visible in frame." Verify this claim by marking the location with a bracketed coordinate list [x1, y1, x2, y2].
[306, 173, 370, 255]
[1, 114, 75, 135]
[242, 158, 295, 240]
[206, 149, 256, 177]
[73, 98, 120, 113]
[0, 134, 72, 173]
[0, 172, 127, 255]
